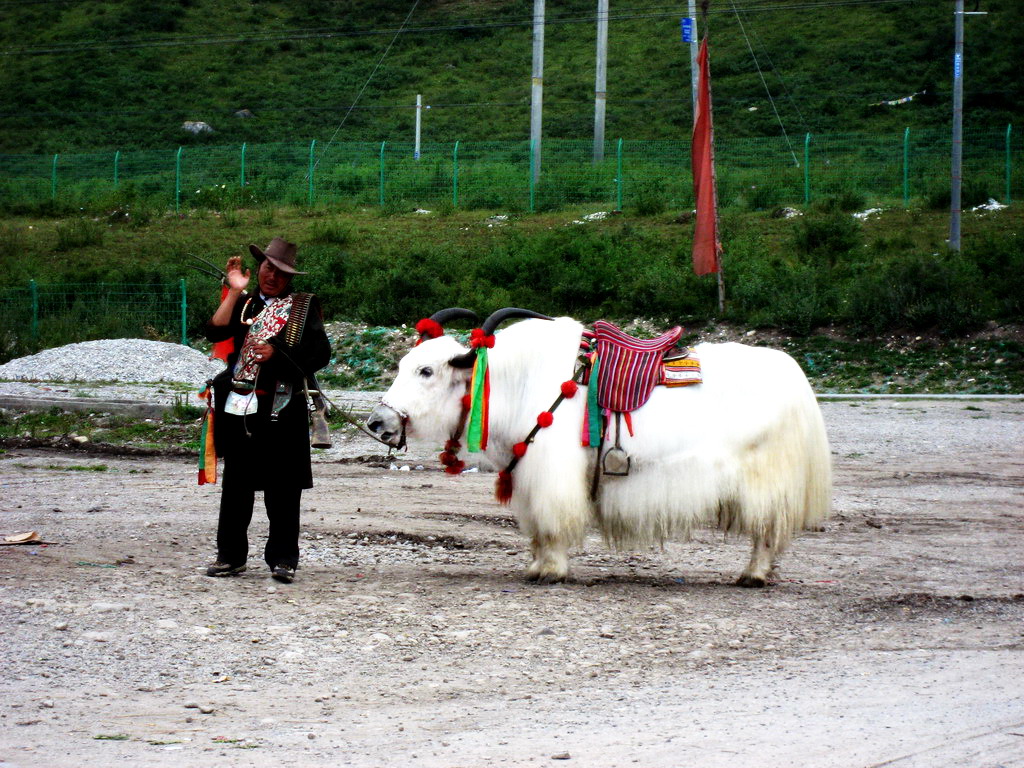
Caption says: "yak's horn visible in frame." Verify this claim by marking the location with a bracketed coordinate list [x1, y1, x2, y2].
[429, 307, 479, 327]
[448, 307, 554, 369]
[480, 307, 554, 336]
[418, 307, 479, 342]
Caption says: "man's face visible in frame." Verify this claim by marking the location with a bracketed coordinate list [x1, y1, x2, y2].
[258, 260, 291, 298]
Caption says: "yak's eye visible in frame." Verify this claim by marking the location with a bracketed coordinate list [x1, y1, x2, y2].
[418, 366, 434, 378]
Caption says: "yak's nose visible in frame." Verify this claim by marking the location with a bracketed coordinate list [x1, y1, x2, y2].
[366, 404, 402, 446]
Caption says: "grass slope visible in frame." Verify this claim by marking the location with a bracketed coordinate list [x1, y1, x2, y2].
[0, 0, 1021, 152]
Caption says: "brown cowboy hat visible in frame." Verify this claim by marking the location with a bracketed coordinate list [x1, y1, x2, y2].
[248, 237, 306, 275]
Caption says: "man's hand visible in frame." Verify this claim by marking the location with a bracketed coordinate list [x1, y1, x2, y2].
[251, 342, 275, 363]
[225, 255, 250, 292]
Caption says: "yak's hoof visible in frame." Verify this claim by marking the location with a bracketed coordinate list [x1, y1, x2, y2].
[526, 571, 567, 584]
[736, 574, 767, 588]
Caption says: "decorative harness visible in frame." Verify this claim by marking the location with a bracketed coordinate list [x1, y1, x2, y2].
[390, 314, 701, 505]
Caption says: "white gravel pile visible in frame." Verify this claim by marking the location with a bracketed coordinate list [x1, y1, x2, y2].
[0, 339, 225, 387]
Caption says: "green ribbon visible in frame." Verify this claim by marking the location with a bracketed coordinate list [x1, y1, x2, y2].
[466, 347, 488, 452]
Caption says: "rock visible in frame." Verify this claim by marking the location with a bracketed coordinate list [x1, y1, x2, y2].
[552, 753, 572, 760]
[83, 631, 113, 642]
[89, 602, 129, 613]
[184, 701, 199, 709]
[234, 109, 255, 119]
[199, 705, 215, 714]
[537, 628, 556, 636]
[182, 121, 214, 135]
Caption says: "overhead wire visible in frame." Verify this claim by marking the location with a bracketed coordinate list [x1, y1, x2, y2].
[312, 0, 420, 171]
[728, 0, 800, 165]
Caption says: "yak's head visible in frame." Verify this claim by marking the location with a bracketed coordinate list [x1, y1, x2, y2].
[366, 307, 553, 448]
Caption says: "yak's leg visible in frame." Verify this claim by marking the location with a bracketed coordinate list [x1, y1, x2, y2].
[525, 534, 569, 584]
[736, 534, 777, 588]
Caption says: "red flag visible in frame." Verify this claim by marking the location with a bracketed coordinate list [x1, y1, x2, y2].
[209, 284, 234, 362]
[691, 36, 722, 276]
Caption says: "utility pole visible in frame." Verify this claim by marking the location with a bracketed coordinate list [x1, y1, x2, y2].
[593, 0, 609, 163]
[949, 0, 964, 251]
[531, 0, 545, 179]
[688, 0, 699, 124]
[414, 94, 422, 160]
[949, 1, 988, 251]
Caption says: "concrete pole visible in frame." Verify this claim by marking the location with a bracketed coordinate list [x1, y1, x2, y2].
[949, 0, 963, 251]
[415, 94, 422, 160]
[593, 0, 608, 163]
[531, 0, 545, 179]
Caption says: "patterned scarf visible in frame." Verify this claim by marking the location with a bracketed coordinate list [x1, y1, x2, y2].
[232, 295, 293, 387]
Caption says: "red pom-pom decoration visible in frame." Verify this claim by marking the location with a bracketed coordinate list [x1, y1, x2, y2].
[560, 381, 579, 398]
[415, 318, 444, 344]
[439, 450, 459, 466]
[469, 328, 496, 349]
[536, 411, 554, 428]
[444, 461, 466, 475]
[461, 394, 472, 410]
[495, 470, 514, 504]
[512, 442, 528, 458]
[444, 439, 461, 452]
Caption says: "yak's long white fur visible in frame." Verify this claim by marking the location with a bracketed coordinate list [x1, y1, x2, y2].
[379, 317, 832, 581]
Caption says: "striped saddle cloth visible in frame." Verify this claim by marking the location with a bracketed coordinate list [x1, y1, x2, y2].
[593, 320, 683, 413]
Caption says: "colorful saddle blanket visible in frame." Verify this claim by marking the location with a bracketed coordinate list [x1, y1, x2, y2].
[593, 320, 683, 413]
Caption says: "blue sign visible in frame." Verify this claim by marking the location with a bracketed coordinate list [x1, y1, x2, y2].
[681, 17, 694, 43]
[954, 52, 962, 79]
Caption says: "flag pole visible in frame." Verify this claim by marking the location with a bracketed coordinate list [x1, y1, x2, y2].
[691, 1, 725, 314]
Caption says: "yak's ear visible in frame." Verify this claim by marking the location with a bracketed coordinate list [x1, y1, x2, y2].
[448, 352, 476, 369]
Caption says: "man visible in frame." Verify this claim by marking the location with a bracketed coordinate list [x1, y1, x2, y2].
[204, 237, 331, 584]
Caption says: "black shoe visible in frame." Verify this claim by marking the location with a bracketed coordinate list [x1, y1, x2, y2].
[206, 561, 246, 577]
[271, 564, 295, 584]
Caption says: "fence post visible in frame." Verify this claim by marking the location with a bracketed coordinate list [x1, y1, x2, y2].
[1006, 124, 1013, 205]
[803, 133, 811, 205]
[903, 127, 910, 207]
[378, 141, 386, 207]
[616, 138, 623, 211]
[452, 141, 460, 208]
[179, 278, 187, 346]
[529, 139, 536, 213]
[51, 154, 58, 201]
[240, 142, 247, 187]
[175, 146, 183, 214]
[114, 150, 120, 190]
[307, 139, 316, 206]
[29, 279, 38, 341]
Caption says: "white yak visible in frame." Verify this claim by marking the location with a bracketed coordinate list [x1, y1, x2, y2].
[367, 309, 831, 586]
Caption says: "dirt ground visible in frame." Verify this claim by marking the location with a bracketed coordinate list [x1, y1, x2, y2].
[1, 399, 1022, 768]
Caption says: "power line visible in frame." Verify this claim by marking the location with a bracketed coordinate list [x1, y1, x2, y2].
[0, 0, 926, 57]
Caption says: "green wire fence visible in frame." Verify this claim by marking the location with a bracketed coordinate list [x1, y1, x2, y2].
[1, 127, 1017, 215]
[0, 281, 188, 363]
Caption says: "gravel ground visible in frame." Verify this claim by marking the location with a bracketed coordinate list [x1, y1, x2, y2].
[0, 398, 1022, 767]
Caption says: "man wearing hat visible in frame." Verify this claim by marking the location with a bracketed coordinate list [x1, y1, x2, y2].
[203, 237, 331, 584]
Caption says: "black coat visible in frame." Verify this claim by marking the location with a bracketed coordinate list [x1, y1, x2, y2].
[205, 289, 332, 490]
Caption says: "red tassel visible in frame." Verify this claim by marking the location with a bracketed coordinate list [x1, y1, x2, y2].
[537, 411, 553, 428]
[512, 442, 528, 458]
[495, 470, 514, 504]
[444, 461, 465, 475]
[560, 380, 578, 398]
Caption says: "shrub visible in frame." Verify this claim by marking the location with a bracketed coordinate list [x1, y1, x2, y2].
[54, 218, 104, 251]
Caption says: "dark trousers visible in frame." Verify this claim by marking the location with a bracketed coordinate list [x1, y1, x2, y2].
[216, 458, 302, 569]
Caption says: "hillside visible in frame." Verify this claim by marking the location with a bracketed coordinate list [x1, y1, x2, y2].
[0, 0, 1021, 153]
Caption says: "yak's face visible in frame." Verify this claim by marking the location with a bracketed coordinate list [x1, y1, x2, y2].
[366, 335, 473, 447]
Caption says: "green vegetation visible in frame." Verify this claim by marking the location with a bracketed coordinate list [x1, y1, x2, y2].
[0, 407, 202, 451]
[0, 1, 1020, 153]
[2, 203, 1019, 350]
